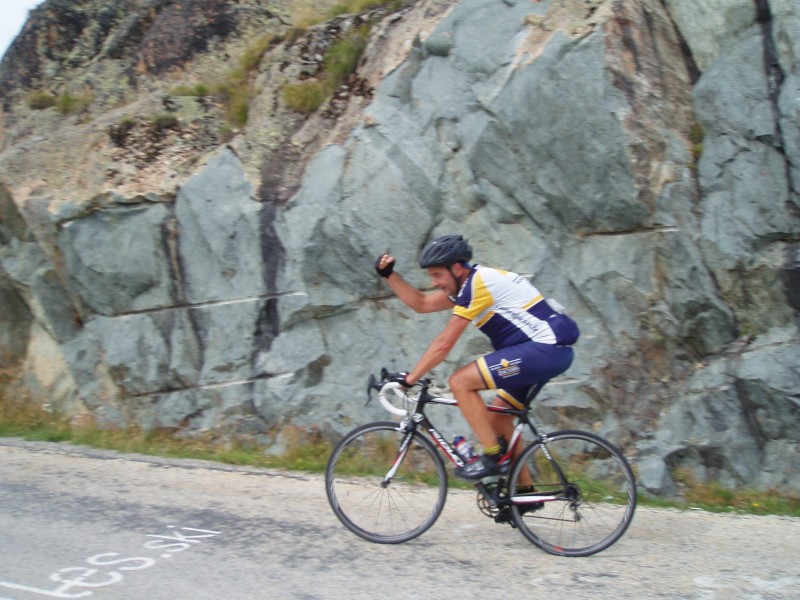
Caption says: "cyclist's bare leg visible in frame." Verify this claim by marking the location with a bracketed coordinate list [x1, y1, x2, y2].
[486, 397, 515, 449]
[448, 363, 497, 451]
[487, 396, 533, 487]
[451, 366, 534, 487]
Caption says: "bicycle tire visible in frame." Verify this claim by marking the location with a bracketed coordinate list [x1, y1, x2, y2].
[509, 430, 637, 557]
[325, 421, 448, 544]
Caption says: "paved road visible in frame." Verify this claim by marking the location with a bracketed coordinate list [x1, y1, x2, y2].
[1, 438, 798, 600]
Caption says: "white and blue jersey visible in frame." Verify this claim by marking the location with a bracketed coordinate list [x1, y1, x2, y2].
[452, 265, 579, 407]
[453, 266, 576, 349]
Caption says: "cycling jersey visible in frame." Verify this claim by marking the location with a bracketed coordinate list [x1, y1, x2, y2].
[453, 265, 578, 349]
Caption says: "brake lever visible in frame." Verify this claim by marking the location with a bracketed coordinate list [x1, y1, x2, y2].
[365, 374, 381, 405]
[372, 367, 392, 400]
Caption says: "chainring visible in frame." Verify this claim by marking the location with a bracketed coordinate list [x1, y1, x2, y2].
[476, 480, 508, 519]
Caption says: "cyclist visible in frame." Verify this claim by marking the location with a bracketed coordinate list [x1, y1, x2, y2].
[374, 234, 579, 481]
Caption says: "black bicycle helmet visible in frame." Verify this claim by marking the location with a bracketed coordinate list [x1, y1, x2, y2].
[419, 235, 473, 268]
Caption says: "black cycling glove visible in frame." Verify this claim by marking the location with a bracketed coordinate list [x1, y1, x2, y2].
[387, 371, 412, 388]
[374, 254, 394, 278]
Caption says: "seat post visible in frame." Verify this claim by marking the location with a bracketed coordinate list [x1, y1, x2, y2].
[524, 381, 547, 405]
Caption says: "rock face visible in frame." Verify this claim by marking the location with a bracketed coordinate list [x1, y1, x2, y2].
[0, 0, 798, 497]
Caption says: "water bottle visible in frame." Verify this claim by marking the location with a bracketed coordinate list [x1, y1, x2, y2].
[453, 435, 477, 463]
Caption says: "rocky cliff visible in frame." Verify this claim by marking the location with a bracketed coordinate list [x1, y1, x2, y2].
[0, 0, 798, 498]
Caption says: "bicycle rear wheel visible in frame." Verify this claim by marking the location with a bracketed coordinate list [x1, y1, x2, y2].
[509, 430, 637, 557]
[325, 421, 448, 544]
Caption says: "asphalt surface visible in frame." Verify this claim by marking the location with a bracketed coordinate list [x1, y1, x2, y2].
[1, 438, 798, 600]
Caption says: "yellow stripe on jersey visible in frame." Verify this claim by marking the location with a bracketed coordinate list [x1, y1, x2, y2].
[453, 270, 493, 321]
[522, 294, 544, 310]
[452, 265, 553, 346]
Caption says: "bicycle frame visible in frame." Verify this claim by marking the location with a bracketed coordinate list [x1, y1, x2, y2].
[369, 375, 568, 507]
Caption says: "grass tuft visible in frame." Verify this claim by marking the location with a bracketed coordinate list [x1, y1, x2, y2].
[689, 122, 704, 166]
[56, 90, 94, 116]
[282, 80, 331, 114]
[328, 0, 398, 18]
[325, 24, 369, 83]
[170, 83, 210, 97]
[26, 91, 56, 110]
[210, 34, 276, 129]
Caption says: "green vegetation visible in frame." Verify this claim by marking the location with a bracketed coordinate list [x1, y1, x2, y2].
[213, 66, 252, 128]
[282, 80, 330, 114]
[170, 83, 210, 97]
[56, 90, 94, 116]
[648, 467, 800, 516]
[326, 26, 370, 83]
[327, 0, 408, 18]
[164, 0, 410, 123]
[241, 34, 275, 73]
[0, 377, 70, 443]
[282, 24, 369, 114]
[25, 89, 93, 115]
[26, 91, 56, 110]
[281, 0, 412, 114]
[210, 33, 277, 128]
[689, 122, 704, 165]
[0, 382, 331, 472]
[167, 34, 276, 131]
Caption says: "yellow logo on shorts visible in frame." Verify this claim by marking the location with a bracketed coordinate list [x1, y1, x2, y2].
[493, 358, 521, 378]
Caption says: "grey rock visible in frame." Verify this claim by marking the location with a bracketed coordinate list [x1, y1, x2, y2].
[176, 149, 266, 304]
[57, 201, 176, 316]
[665, 0, 756, 72]
[1, 0, 798, 500]
[694, 24, 800, 337]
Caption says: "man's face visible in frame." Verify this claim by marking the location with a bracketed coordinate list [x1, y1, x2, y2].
[427, 265, 462, 296]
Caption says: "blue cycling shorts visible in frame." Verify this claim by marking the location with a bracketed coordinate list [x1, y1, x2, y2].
[475, 341, 574, 409]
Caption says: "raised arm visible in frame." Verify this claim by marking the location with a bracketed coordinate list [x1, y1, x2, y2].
[375, 254, 453, 313]
[384, 271, 453, 313]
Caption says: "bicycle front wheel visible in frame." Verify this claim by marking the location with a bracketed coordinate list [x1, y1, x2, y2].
[509, 430, 637, 557]
[325, 421, 448, 544]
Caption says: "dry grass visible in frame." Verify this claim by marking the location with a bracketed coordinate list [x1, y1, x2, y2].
[666, 467, 800, 516]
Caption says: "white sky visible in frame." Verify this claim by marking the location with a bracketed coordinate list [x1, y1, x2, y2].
[1, 1, 44, 60]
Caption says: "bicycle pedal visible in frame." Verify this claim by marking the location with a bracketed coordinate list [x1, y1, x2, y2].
[493, 508, 518, 528]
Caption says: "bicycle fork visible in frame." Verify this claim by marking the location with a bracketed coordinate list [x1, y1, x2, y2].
[380, 430, 415, 487]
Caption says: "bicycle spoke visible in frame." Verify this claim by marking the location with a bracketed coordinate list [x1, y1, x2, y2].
[509, 430, 636, 556]
[326, 422, 448, 544]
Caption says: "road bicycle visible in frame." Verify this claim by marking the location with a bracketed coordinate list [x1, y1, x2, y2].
[325, 369, 637, 556]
